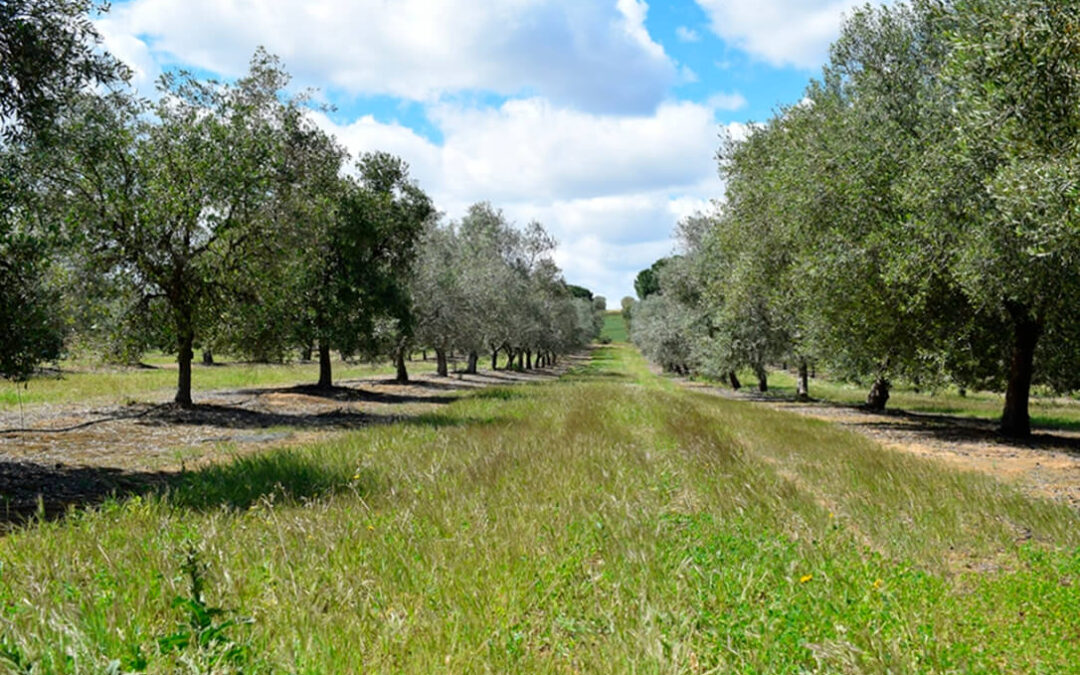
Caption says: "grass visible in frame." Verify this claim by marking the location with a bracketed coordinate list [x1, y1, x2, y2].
[0, 344, 1078, 672]
[0, 355, 436, 410]
[600, 311, 628, 343]
[726, 367, 1080, 432]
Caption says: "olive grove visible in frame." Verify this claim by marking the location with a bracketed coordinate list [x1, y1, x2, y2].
[633, 0, 1080, 437]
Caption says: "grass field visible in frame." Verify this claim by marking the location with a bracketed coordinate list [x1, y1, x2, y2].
[600, 311, 628, 343]
[0, 356, 436, 410]
[1, 344, 1078, 672]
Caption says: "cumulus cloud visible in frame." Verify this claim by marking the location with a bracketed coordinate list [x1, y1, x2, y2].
[675, 26, 701, 43]
[429, 98, 720, 203]
[706, 91, 748, 111]
[694, 0, 866, 69]
[91, 0, 749, 298]
[310, 103, 740, 299]
[98, 0, 678, 114]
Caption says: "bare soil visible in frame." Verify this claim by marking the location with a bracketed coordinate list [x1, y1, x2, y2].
[0, 363, 570, 528]
[682, 380, 1080, 509]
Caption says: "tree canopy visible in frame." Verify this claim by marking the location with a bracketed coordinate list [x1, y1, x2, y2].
[632, 0, 1080, 437]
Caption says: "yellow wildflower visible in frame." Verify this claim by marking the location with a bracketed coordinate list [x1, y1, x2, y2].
[799, 574, 813, 584]
[367, 524, 375, 531]
[873, 579, 884, 590]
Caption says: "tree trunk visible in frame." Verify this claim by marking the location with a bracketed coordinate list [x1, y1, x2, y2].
[436, 348, 448, 377]
[395, 346, 409, 383]
[492, 349, 499, 370]
[754, 364, 768, 393]
[865, 377, 890, 411]
[317, 341, 333, 389]
[202, 349, 214, 366]
[526, 350, 533, 370]
[422, 350, 427, 361]
[466, 351, 478, 374]
[797, 359, 810, 401]
[1000, 308, 1042, 438]
[516, 350, 524, 371]
[728, 371, 741, 390]
[301, 344, 313, 362]
[505, 348, 515, 370]
[176, 324, 194, 407]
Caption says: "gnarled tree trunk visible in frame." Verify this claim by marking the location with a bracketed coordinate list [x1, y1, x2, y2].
[202, 349, 214, 366]
[436, 348, 448, 377]
[317, 341, 333, 389]
[395, 346, 409, 383]
[176, 322, 194, 407]
[728, 371, 741, 390]
[865, 377, 890, 411]
[754, 364, 768, 393]
[466, 351, 478, 374]
[526, 350, 532, 369]
[797, 359, 809, 401]
[491, 348, 499, 370]
[1000, 306, 1042, 438]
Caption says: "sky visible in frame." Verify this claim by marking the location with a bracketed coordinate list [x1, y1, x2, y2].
[94, 0, 870, 303]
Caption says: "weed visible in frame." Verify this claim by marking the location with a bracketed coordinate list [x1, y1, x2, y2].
[153, 545, 253, 671]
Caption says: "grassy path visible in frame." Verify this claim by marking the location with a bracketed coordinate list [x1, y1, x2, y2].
[1, 345, 1078, 672]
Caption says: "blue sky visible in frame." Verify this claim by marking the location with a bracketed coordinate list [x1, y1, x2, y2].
[96, 0, 870, 302]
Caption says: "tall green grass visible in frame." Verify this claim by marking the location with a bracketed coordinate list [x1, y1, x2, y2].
[0, 358, 436, 410]
[600, 311, 628, 343]
[0, 345, 1077, 672]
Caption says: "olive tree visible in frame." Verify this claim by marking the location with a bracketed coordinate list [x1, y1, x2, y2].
[1, 0, 125, 381]
[58, 52, 300, 405]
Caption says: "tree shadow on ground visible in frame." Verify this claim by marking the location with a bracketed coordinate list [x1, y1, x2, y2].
[236, 383, 457, 405]
[855, 408, 1080, 456]
[738, 388, 1080, 455]
[0, 409, 506, 532]
[133, 402, 491, 432]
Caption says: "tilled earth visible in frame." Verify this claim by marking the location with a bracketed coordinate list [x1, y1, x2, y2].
[0, 365, 567, 528]
[684, 380, 1080, 509]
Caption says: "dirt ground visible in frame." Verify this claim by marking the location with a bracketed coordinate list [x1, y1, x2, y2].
[0, 364, 569, 528]
[683, 380, 1080, 509]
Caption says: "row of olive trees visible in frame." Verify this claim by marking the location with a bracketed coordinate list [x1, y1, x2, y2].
[1, 2, 598, 405]
[633, 0, 1080, 437]
[411, 202, 604, 377]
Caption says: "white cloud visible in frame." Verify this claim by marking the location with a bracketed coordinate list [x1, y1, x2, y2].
[429, 98, 721, 203]
[695, 0, 866, 69]
[91, 0, 749, 299]
[676, 26, 701, 43]
[98, 0, 677, 114]
[311, 102, 741, 300]
[707, 91, 748, 111]
[94, 18, 158, 92]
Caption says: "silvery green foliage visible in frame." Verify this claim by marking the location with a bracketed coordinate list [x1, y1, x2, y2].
[629, 293, 699, 375]
[410, 202, 598, 369]
[634, 0, 1080, 434]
